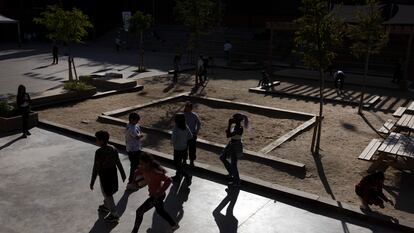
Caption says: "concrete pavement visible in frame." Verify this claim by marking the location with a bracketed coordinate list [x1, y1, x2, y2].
[0, 128, 400, 233]
[0, 43, 192, 97]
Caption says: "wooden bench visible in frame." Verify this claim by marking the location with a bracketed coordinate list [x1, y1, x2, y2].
[407, 102, 414, 113]
[378, 119, 396, 134]
[261, 81, 281, 89]
[363, 95, 381, 108]
[393, 107, 407, 117]
[358, 139, 382, 161]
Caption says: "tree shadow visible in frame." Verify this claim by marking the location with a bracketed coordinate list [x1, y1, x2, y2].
[0, 135, 25, 150]
[359, 113, 386, 138]
[32, 64, 54, 70]
[146, 181, 191, 232]
[88, 191, 131, 233]
[312, 153, 351, 233]
[212, 186, 240, 233]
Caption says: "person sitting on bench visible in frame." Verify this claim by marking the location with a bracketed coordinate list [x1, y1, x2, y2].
[355, 171, 394, 209]
[258, 70, 270, 87]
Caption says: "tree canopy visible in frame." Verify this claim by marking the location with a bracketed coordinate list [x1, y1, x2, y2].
[347, 0, 388, 59]
[294, 0, 343, 71]
[129, 11, 152, 34]
[174, 0, 223, 49]
[34, 5, 93, 44]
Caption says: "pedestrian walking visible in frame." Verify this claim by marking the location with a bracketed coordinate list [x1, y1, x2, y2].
[333, 70, 346, 90]
[90, 130, 126, 223]
[16, 85, 31, 137]
[125, 113, 144, 190]
[171, 113, 192, 184]
[201, 56, 210, 84]
[173, 55, 181, 84]
[52, 44, 58, 64]
[195, 55, 204, 85]
[392, 61, 403, 83]
[131, 153, 180, 233]
[220, 113, 249, 186]
[224, 40, 232, 64]
[115, 37, 121, 52]
[183, 102, 201, 166]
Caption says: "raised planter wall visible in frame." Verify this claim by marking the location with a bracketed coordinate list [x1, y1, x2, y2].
[0, 112, 38, 132]
[31, 88, 97, 109]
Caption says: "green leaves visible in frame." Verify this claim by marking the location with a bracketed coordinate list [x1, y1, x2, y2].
[294, 0, 343, 71]
[129, 11, 152, 34]
[34, 5, 93, 44]
[347, 0, 389, 59]
[174, 0, 223, 49]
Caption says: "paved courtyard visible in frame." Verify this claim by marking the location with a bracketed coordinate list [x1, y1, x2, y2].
[0, 43, 186, 97]
[0, 128, 400, 233]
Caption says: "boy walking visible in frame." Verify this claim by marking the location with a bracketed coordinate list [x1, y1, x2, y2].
[125, 113, 143, 190]
[90, 130, 126, 222]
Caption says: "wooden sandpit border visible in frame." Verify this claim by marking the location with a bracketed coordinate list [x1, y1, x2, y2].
[100, 92, 318, 172]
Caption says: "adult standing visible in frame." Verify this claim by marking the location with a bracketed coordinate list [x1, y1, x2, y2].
[196, 55, 204, 85]
[125, 113, 143, 190]
[183, 102, 201, 166]
[16, 85, 31, 137]
[224, 40, 232, 64]
[52, 44, 58, 64]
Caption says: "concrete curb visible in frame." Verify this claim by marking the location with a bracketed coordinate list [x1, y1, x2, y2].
[37, 119, 414, 233]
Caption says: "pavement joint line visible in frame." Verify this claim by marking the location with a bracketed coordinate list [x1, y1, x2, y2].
[238, 199, 273, 229]
[36, 119, 414, 233]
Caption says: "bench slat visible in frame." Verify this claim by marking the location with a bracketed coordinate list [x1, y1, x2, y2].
[378, 119, 395, 134]
[359, 139, 382, 160]
[393, 107, 407, 117]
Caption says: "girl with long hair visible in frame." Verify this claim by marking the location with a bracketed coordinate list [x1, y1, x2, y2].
[220, 113, 249, 186]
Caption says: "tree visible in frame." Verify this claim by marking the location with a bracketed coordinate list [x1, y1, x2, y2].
[294, 0, 343, 155]
[34, 5, 93, 81]
[174, 0, 223, 62]
[129, 11, 152, 72]
[347, 0, 389, 114]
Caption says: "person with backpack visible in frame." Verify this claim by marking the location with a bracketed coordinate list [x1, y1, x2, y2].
[220, 113, 249, 186]
[131, 153, 180, 233]
[90, 130, 126, 222]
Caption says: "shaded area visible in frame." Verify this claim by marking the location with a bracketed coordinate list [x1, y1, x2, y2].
[213, 187, 240, 233]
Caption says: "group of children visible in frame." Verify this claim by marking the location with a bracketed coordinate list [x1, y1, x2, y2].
[90, 101, 248, 232]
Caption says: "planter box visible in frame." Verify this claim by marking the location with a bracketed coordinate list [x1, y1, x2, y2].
[31, 88, 97, 108]
[0, 112, 38, 132]
[80, 75, 136, 91]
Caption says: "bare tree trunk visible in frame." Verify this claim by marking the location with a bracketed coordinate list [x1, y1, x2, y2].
[139, 30, 144, 71]
[68, 56, 73, 81]
[358, 52, 371, 114]
[71, 57, 78, 81]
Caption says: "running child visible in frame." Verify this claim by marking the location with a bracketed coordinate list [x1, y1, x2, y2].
[131, 153, 179, 233]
